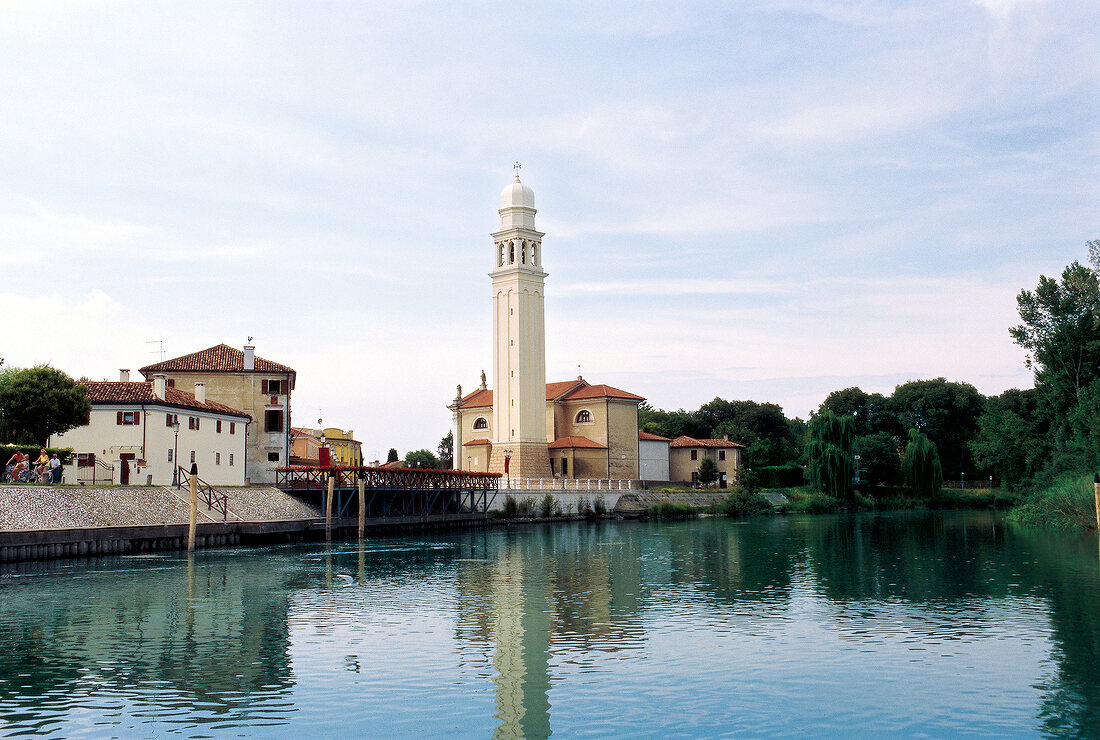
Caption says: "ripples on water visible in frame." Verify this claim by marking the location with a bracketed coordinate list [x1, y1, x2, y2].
[1, 512, 1099, 737]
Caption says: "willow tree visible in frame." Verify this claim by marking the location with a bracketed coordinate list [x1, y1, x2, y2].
[902, 428, 943, 499]
[807, 410, 854, 506]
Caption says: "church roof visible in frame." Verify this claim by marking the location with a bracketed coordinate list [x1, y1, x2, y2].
[81, 381, 251, 419]
[458, 378, 644, 408]
[140, 344, 295, 376]
[670, 435, 745, 449]
[548, 436, 607, 450]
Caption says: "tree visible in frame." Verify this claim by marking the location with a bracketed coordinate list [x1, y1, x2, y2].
[437, 431, 454, 469]
[971, 388, 1050, 488]
[404, 449, 441, 469]
[1010, 261, 1100, 414]
[386, 448, 399, 463]
[0, 365, 91, 446]
[807, 410, 854, 506]
[697, 456, 719, 488]
[889, 378, 985, 479]
[854, 431, 903, 487]
[819, 387, 895, 438]
[902, 429, 943, 499]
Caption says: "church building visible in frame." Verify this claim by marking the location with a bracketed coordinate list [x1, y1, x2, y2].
[449, 173, 645, 480]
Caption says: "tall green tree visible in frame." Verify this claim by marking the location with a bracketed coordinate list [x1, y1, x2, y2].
[0, 365, 91, 446]
[889, 378, 985, 479]
[437, 431, 454, 469]
[819, 387, 895, 438]
[697, 456, 719, 487]
[853, 431, 903, 487]
[1010, 261, 1100, 414]
[970, 388, 1050, 488]
[386, 447, 399, 463]
[807, 411, 854, 506]
[902, 429, 943, 499]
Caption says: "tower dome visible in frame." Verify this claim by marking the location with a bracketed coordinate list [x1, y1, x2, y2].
[500, 175, 535, 210]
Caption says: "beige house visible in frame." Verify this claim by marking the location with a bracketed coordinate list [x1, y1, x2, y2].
[50, 375, 250, 486]
[451, 377, 644, 479]
[669, 436, 744, 488]
[140, 344, 295, 484]
[289, 426, 362, 467]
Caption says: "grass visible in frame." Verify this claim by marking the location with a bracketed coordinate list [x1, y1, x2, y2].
[1008, 474, 1097, 530]
[645, 501, 697, 519]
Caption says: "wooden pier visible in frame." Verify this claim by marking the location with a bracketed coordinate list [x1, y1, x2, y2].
[275, 466, 501, 520]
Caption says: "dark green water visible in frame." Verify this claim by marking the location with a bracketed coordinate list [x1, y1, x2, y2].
[1, 512, 1099, 738]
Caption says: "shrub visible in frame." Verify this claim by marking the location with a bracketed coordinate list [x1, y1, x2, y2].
[646, 501, 696, 519]
[1009, 474, 1096, 529]
[539, 493, 555, 518]
[503, 495, 518, 518]
[717, 489, 773, 517]
[753, 465, 804, 488]
[593, 495, 607, 516]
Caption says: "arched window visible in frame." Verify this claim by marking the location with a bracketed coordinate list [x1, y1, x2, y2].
[473, 417, 488, 430]
[499, 243, 505, 267]
[509, 243, 515, 264]
[575, 410, 592, 424]
[531, 243, 537, 265]
[521, 242, 526, 264]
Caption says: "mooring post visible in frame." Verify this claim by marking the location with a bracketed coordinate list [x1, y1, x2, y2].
[187, 463, 198, 552]
[358, 478, 365, 539]
[326, 474, 334, 542]
[1093, 473, 1099, 531]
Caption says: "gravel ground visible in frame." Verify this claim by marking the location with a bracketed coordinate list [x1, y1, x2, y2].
[0, 485, 320, 530]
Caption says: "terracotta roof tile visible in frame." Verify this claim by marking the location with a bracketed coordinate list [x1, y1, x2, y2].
[639, 431, 671, 441]
[462, 438, 493, 446]
[459, 379, 644, 407]
[669, 435, 744, 449]
[548, 435, 607, 450]
[82, 381, 251, 419]
[140, 344, 295, 375]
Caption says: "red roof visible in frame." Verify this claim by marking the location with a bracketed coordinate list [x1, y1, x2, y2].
[639, 431, 671, 442]
[82, 381, 251, 419]
[548, 436, 607, 450]
[670, 435, 744, 449]
[140, 344, 295, 376]
[463, 438, 493, 446]
[459, 378, 644, 407]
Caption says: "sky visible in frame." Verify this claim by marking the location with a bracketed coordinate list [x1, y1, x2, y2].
[1, 0, 1097, 461]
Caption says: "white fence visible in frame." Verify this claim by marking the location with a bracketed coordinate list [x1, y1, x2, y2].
[499, 478, 641, 492]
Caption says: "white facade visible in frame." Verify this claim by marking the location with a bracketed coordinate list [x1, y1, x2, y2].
[50, 382, 249, 486]
[639, 438, 671, 481]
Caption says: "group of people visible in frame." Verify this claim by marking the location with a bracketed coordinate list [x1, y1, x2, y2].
[4, 449, 62, 483]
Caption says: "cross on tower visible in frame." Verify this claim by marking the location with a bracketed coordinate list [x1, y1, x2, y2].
[513, 161, 522, 178]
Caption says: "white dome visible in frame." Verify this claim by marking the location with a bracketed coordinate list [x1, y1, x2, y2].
[500, 176, 535, 210]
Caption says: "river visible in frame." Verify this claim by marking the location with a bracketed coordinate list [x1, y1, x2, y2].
[1, 512, 1098, 737]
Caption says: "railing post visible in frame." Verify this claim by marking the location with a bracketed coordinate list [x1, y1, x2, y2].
[325, 474, 334, 542]
[187, 464, 198, 552]
[358, 477, 365, 540]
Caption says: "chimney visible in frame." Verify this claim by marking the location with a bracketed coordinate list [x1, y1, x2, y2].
[120, 369, 130, 382]
[153, 374, 166, 400]
[194, 382, 206, 404]
[244, 345, 255, 371]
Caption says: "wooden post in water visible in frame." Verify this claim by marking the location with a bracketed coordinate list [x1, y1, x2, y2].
[188, 463, 198, 552]
[357, 478, 365, 540]
[1093, 473, 1099, 531]
[326, 473, 334, 542]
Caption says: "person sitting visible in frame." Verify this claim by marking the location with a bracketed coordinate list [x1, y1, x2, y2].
[35, 449, 49, 480]
[49, 453, 61, 484]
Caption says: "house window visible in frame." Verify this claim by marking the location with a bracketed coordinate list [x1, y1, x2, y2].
[216, 420, 222, 433]
[268, 451, 280, 462]
[690, 449, 698, 461]
[561, 457, 568, 476]
[719, 450, 726, 461]
[230, 422, 236, 434]
[265, 410, 283, 433]
[473, 417, 488, 430]
[77, 453, 95, 467]
[575, 410, 592, 424]
[262, 379, 282, 394]
[216, 452, 221, 465]
[190, 450, 196, 464]
[167, 379, 175, 388]
[165, 413, 178, 427]
[117, 411, 140, 425]
[168, 448, 173, 462]
[229, 453, 234, 466]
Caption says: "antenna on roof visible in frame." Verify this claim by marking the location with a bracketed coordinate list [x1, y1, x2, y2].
[146, 340, 164, 361]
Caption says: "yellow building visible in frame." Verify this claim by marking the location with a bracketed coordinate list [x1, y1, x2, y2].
[668, 435, 743, 488]
[320, 427, 363, 466]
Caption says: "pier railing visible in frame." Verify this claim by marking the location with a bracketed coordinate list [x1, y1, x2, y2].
[499, 478, 640, 491]
[275, 466, 501, 491]
[176, 466, 229, 521]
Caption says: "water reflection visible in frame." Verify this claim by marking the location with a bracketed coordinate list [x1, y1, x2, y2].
[0, 513, 1099, 737]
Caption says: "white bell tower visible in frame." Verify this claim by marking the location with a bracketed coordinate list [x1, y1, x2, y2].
[488, 168, 551, 478]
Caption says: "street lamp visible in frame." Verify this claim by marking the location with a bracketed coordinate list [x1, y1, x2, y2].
[853, 454, 861, 485]
[504, 449, 513, 489]
[961, 471, 965, 490]
[467, 455, 471, 471]
[172, 419, 181, 487]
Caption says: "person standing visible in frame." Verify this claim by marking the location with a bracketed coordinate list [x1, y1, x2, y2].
[49, 453, 61, 484]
